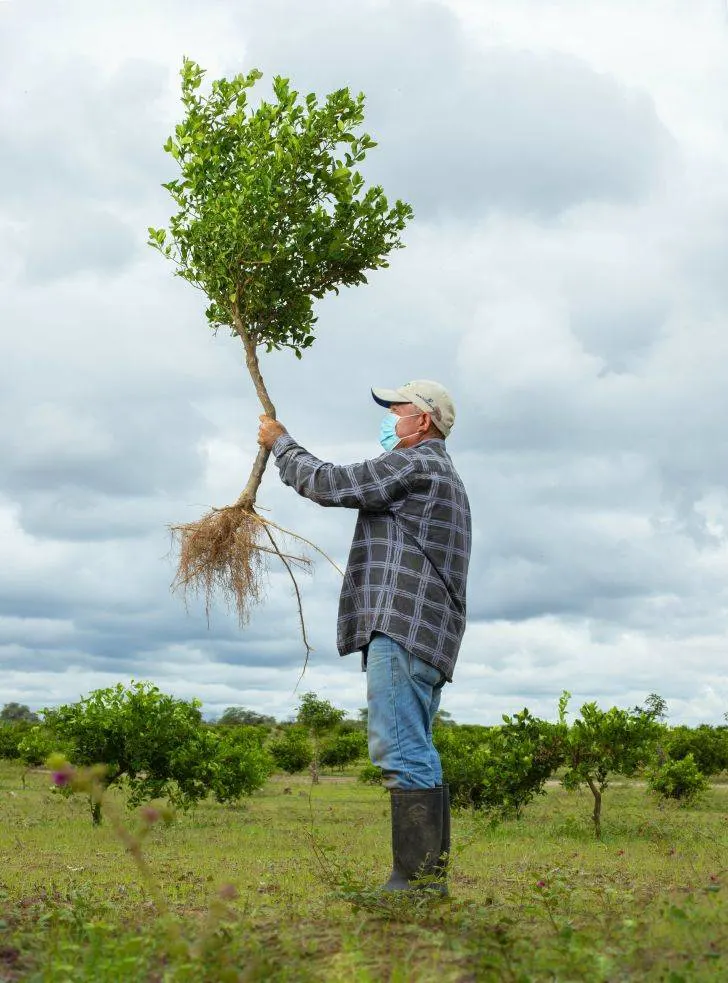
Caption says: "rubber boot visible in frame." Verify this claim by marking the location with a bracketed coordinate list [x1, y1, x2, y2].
[381, 786, 446, 894]
[436, 783, 451, 885]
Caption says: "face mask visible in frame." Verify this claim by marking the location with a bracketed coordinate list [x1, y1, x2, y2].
[379, 412, 420, 452]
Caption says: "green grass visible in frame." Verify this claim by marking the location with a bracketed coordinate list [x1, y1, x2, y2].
[0, 762, 726, 982]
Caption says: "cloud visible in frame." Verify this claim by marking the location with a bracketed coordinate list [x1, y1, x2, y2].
[21, 206, 140, 283]
[2, 395, 212, 500]
[451, 618, 728, 727]
[236, 0, 673, 218]
[0, 58, 169, 212]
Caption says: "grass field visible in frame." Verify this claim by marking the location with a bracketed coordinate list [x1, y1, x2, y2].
[0, 761, 726, 982]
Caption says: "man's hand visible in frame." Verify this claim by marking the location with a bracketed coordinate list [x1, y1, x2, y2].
[258, 415, 287, 450]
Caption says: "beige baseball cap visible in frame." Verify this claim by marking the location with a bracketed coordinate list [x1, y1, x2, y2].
[371, 379, 456, 437]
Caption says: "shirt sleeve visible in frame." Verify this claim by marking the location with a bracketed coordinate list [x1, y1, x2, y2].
[271, 433, 416, 510]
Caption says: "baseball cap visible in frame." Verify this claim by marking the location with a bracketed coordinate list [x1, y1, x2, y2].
[371, 380, 455, 437]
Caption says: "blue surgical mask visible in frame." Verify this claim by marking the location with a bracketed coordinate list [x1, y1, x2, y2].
[379, 412, 419, 452]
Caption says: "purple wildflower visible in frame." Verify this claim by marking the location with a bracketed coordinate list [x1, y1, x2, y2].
[52, 768, 73, 787]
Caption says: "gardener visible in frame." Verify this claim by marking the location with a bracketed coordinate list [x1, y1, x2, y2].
[258, 380, 471, 893]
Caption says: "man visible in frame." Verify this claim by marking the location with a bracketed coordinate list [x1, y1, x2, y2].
[258, 380, 471, 893]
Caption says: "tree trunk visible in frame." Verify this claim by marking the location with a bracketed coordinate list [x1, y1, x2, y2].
[310, 735, 320, 785]
[232, 312, 277, 509]
[91, 798, 102, 826]
[586, 776, 602, 839]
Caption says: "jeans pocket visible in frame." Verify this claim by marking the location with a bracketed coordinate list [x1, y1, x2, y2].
[409, 654, 445, 689]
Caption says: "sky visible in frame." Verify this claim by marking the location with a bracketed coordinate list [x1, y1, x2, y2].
[1, 0, 728, 726]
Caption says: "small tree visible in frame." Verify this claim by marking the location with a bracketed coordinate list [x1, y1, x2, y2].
[296, 692, 346, 784]
[149, 59, 412, 655]
[16, 726, 60, 788]
[663, 725, 728, 777]
[44, 681, 272, 823]
[648, 753, 710, 807]
[641, 693, 668, 721]
[358, 762, 383, 785]
[0, 723, 22, 761]
[435, 712, 562, 815]
[268, 727, 313, 774]
[557, 692, 662, 838]
[319, 730, 368, 771]
[207, 726, 275, 803]
[0, 720, 44, 762]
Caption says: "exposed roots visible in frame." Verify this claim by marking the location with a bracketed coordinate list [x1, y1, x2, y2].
[171, 497, 344, 682]
[171, 503, 308, 627]
[260, 522, 313, 686]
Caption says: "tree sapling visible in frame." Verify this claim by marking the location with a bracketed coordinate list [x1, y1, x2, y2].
[149, 59, 412, 650]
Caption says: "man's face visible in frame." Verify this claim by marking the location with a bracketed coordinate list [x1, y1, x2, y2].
[391, 402, 429, 446]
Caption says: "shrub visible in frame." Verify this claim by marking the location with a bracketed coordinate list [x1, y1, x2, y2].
[435, 711, 563, 817]
[208, 727, 275, 803]
[17, 726, 58, 768]
[358, 763, 383, 785]
[648, 753, 710, 806]
[319, 731, 368, 770]
[215, 724, 269, 749]
[0, 722, 32, 760]
[268, 727, 313, 774]
[216, 708, 277, 728]
[663, 726, 728, 777]
[336, 718, 367, 734]
[42, 682, 272, 822]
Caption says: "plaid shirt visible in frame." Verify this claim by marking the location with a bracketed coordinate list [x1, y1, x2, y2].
[272, 434, 471, 681]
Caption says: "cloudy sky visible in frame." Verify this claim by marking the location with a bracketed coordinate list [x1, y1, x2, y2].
[2, 0, 728, 726]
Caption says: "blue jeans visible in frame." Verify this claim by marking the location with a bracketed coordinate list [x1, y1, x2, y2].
[366, 632, 446, 790]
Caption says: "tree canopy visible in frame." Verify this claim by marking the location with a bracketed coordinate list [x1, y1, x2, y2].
[1, 702, 39, 724]
[149, 58, 412, 356]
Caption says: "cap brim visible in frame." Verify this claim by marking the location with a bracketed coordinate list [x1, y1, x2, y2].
[371, 387, 406, 408]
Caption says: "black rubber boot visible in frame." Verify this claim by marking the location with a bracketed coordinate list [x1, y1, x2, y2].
[381, 786, 446, 894]
[436, 783, 451, 882]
